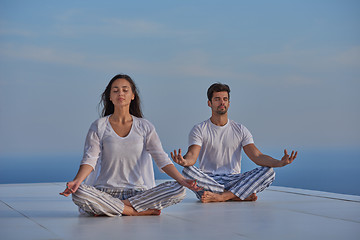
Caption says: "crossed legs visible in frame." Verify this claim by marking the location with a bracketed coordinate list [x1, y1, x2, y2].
[183, 166, 275, 203]
[72, 181, 186, 216]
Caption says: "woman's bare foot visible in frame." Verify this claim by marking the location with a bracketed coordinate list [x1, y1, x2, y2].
[121, 200, 161, 216]
[122, 207, 161, 216]
[135, 209, 161, 216]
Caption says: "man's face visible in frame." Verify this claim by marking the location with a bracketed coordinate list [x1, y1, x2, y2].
[208, 91, 230, 115]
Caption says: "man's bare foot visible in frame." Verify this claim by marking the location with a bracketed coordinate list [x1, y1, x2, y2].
[201, 191, 226, 203]
[244, 193, 258, 201]
[201, 191, 258, 203]
[232, 193, 258, 202]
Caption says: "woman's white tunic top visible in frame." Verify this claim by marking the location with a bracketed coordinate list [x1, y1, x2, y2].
[81, 115, 172, 190]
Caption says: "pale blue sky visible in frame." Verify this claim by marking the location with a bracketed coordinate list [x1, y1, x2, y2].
[0, 0, 359, 157]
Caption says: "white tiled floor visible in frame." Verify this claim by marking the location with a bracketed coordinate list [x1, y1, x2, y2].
[1, 182, 359, 240]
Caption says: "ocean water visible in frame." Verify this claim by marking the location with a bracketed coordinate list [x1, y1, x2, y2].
[1, 149, 359, 196]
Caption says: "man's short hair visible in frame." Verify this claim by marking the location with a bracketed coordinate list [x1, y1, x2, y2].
[207, 83, 230, 102]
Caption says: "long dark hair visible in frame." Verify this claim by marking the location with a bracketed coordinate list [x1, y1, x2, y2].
[99, 74, 143, 118]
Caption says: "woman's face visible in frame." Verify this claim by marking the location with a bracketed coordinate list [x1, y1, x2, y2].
[109, 78, 135, 108]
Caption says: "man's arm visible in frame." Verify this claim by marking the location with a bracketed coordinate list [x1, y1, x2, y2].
[171, 145, 201, 167]
[243, 144, 297, 168]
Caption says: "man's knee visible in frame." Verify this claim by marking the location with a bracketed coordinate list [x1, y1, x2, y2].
[265, 167, 275, 178]
[182, 165, 198, 178]
[258, 167, 275, 177]
[260, 167, 276, 186]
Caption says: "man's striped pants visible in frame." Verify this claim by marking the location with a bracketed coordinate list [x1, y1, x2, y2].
[182, 166, 275, 200]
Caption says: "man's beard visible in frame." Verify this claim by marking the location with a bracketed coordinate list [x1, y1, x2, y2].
[216, 106, 227, 115]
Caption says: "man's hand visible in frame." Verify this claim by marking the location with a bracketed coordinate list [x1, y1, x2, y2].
[279, 149, 298, 167]
[171, 149, 187, 166]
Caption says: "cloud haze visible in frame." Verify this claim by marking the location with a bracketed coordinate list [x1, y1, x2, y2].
[0, 0, 359, 157]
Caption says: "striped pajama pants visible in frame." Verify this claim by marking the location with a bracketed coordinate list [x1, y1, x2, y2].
[72, 181, 186, 217]
[183, 166, 275, 200]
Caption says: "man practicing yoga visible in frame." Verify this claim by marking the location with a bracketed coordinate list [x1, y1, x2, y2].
[171, 83, 297, 203]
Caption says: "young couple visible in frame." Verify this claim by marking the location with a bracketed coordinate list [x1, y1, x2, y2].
[60, 74, 297, 216]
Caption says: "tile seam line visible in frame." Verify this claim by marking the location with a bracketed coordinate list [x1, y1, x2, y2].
[267, 189, 360, 203]
[0, 199, 59, 236]
[286, 208, 360, 224]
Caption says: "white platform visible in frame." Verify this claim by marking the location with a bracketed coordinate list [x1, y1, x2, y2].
[1, 181, 359, 240]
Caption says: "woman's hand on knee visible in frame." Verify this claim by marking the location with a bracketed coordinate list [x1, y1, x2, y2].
[59, 181, 80, 197]
[179, 179, 203, 192]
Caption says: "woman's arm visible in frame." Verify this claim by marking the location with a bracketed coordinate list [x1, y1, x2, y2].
[161, 164, 202, 191]
[60, 121, 102, 197]
[143, 121, 202, 191]
[59, 164, 93, 197]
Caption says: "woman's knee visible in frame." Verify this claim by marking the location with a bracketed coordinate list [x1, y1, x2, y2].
[72, 184, 94, 198]
[162, 181, 186, 201]
[72, 185, 124, 216]
[176, 185, 186, 201]
[71, 184, 104, 204]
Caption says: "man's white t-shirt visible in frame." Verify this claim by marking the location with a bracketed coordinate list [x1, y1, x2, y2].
[189, 118, 254, 175]
[81, 115, 172, 190]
